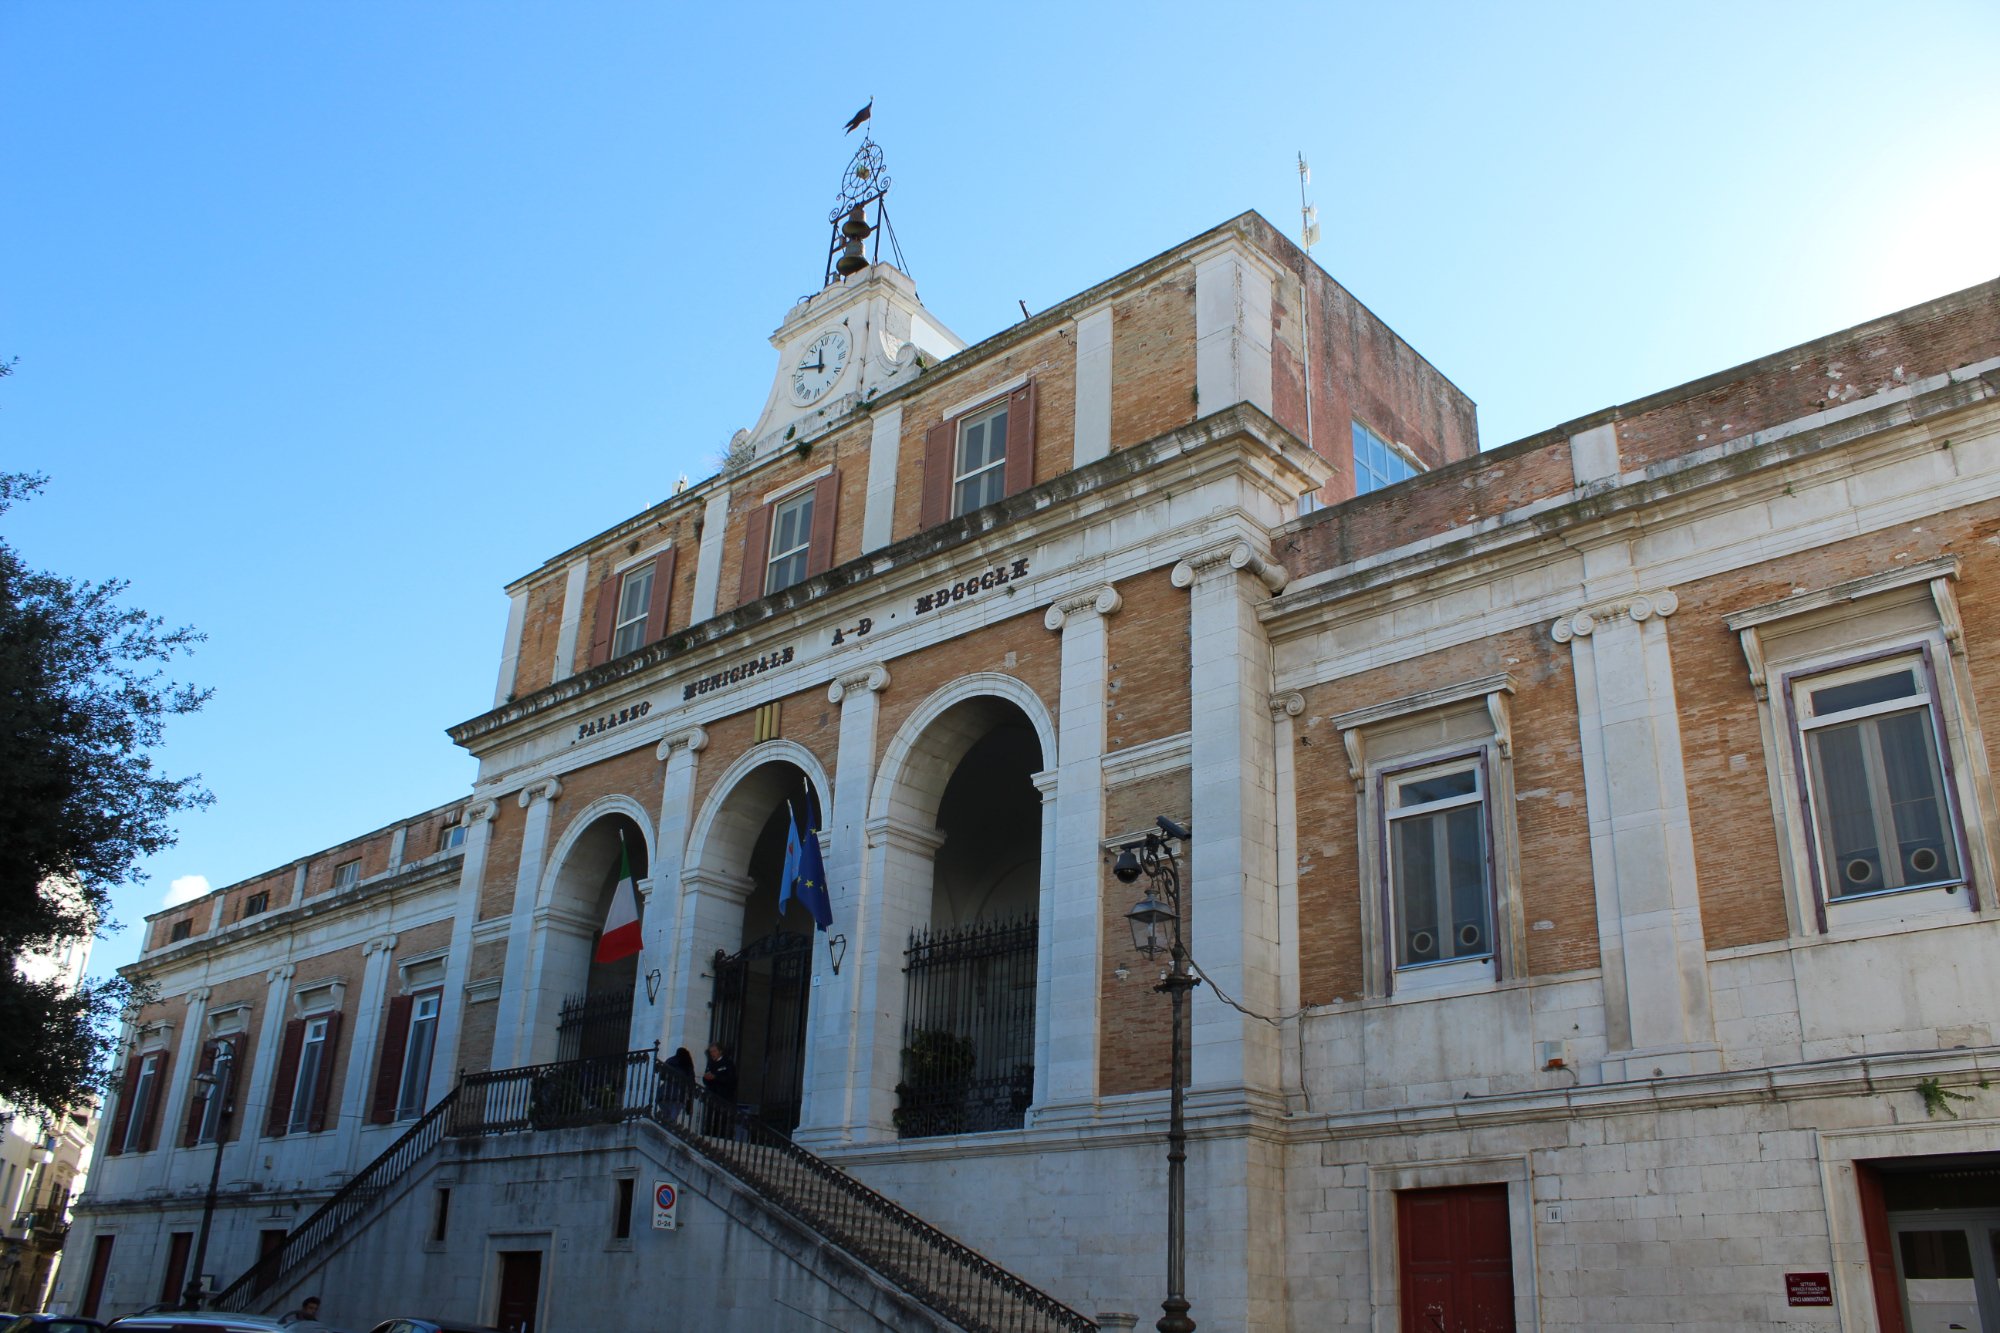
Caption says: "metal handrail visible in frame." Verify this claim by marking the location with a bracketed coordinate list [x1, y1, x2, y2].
[650, 1062, 1097, 1333]
[210, 1087, 459, 1312]
[449, 1048, 657, 1136]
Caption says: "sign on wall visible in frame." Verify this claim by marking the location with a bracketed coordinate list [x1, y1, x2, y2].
[652, 1180, 679, 1231]
[1785, 1272, 1833, 1307]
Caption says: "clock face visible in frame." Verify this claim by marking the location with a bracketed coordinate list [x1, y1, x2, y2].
[791, 329, 850, 405]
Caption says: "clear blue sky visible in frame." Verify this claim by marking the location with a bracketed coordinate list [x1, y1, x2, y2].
[5, 2, 1995, 987]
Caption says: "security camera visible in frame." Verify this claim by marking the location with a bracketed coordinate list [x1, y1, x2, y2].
[1156, 816, 1190, 841]
[1112, 845, 1143, 884]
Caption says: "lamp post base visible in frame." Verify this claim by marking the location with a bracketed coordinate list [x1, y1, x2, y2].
[1156, 1294, 1196, 1333]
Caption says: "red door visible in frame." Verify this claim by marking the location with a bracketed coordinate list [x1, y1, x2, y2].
[1398, 1184, 1516, 1333]
[495, 1250, 541, 1333]
[80, 1234, 114, 1318]
[160, 1231, 193, 1304]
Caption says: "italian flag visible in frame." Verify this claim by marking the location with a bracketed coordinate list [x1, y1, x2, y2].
[595, 842, 642, 964]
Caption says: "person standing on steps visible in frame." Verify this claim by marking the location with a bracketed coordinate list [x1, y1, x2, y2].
[701, 1042, 737, 1135]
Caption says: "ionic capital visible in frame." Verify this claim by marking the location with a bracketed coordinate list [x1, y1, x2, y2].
[827, 664, 892, 703]
[1550, 589, 1679, 643]
[516, 776, 564, 809]
[1043, 585, 1122, 631]
[463, 799, 498, 825]
[363, 934, 400, 958]
[1171, 541, 1288, 594]
[1267, 691, 1305, 722]
[656, 725, 710, 760]
[265, 963, 296, 986]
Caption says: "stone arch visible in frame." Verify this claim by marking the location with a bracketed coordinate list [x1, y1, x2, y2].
[685, 739, 834, 884]
[518, 795, 654, 1065]
[868, 671, 1057, 830]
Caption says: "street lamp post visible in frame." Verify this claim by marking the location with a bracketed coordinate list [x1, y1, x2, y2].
[1115, 819, 1199, 1333]
[184, 1051, 236, 1309]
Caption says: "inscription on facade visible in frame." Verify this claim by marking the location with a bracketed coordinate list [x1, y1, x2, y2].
[915, 558, 1030, 615]
[682, 646, 796, 701]
[577, 700, 651, 741]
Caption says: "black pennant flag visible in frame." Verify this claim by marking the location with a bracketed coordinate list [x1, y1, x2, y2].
[844, 99, 873, 134]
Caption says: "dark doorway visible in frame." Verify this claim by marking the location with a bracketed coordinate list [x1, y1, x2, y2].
[159, 1230, 192, 1304]
[708, 929, 812, 1134]
[1862, 1155, 2000, 1333]
[254, 1228, 286, 1293]
[80, 1234, 113, 1317]
[495, 1249, 542, 1333]
[1398, 1183, 1515, 1333]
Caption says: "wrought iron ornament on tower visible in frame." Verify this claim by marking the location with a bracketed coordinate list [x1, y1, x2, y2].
[825, 129, 907, 286]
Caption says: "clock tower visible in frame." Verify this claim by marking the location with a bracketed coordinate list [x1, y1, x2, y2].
[736, 134, 963, 462]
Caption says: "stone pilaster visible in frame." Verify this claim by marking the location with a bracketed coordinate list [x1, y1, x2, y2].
[430, 797, 495, 1090]
[639, 726, 706, 1054]
[239, 964, 296, 1139]
[492, 777, 562, 1068]
[334, 935, 399, 1165]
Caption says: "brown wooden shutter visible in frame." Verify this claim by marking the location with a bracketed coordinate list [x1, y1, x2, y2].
[182, 1040, 220, 1147]
[306, 1011, 344, 1133]
[738, 503, 774, 606]
[586, 576, 619, 667]
[105, 1057, 141, 1156]
[369, 994, 416, 1124]
[642, 548, 677, 645]
[921, 419, 955, 528]
[1003, 380, 1038, 498]
[136, 1048, 171, 1152]
[1856, 1163, 1906, 1333]
[219, 1035, 246, 1143]
[804, 471, 840, 578]
[264, 1019, 306, 1137]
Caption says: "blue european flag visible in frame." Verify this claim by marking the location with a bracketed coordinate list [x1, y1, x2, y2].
[778, 808, 803, 919]
[795, 818, 833, 932]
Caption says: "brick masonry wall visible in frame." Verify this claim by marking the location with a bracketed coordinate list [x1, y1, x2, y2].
[543, 743, 667, 861]
[478, 801, 524, 921]
[572, 506, 704, 667]
[510, 577, 566, 700]
[684, 683, 841, 832]
[1292, 625, 1595, 1005]
[1613, 280, 2000, 473]
[1106, 567, 1190, 752]
[1099, 768, 1193, 1097]
[1109, 275, 1197, 451]
[715, 418, 871, 614]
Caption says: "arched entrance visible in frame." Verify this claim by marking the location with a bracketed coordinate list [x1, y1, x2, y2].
[686, 755, 824, 1134]
[531, 809, 649, 1066]
[886, 695, 1045, 1139]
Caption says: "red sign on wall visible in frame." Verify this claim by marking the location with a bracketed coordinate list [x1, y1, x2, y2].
[1786, 1272, 1834, 1307]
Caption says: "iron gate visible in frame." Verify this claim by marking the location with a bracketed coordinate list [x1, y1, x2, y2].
[896, 915, 1037, 1139]
[555, 989, 633, 1063]
[707, 930, 813, 1134]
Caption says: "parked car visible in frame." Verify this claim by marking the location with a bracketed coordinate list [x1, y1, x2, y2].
[363, 1323, 503, 1333]
[3, 1318, 109, 1333]
[105, 1315, 294, 1333]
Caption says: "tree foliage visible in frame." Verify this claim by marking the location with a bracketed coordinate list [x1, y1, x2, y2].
[1, 470, 208, 1119]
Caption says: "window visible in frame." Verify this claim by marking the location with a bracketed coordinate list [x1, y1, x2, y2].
[169, 919, 193, 942]
[243, 891, 269, 918]
[1386, 759, 1493, 970]
[920, 382, 1037, 530]
[1793, 658, 1961, 899]
[332, 860, 360, 892]
[610, 563, 654, 659]
[614, 1177, 635, 1240]
[1353, 420, 1418, 495]
[288, 1016, 331, 1134]
[438, 820, 465, 853]
[765, 489, 815, 595]
[122, 1053, 163, 1153]
[193, 1041, 235, 1145]
[952, 401, 1009, 516]
[395, 992, 441, 1120]
[432, 1187, 451, 1243]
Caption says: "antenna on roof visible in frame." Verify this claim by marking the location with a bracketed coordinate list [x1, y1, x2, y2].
[1297, 152, 1320, 252]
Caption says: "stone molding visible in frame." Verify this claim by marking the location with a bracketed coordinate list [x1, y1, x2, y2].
[1171, 540, 1288, 594]
[656, 725, 710, 761]
[679, 867, 754, 903]
[363, 934, 400, 957]
[826, 663, 891, 703]
[865, 814, 949, 856]
[516, 776, 564, 809]
[265, 963, 297, 986]
[1043, 585, 1122, 631]
[1549, 589, 1679, 642]
[1030, 767, 1059, 800]
[184, 986, 212, 1007]
[463, 798, 498, 825]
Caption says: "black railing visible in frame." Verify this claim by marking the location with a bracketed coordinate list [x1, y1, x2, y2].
[211, 1086, 459, 1312]
[450, 1049, 658, 1136]
[897, 916, 1038, 1139]
[554, 989, 634, 1063]
[652, 1062, 1095, 1333]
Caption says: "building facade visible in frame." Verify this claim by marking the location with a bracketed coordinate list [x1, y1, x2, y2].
[2, 933, 98, 1313]
[61, 193, 2000, 1331]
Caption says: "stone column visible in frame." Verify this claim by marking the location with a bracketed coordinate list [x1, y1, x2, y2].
[334, 934, 399, 1168]
[158, 985, 211, 1180]
[635, 726, 706, 1054]
[1171, 542, 1288, 1101]
[492, 777, 562, 1069]
[1553, 586, 1720, 1076]
[1267, 691, 1305, 1100]
[796, 664, 890, 1148]
[239, 964, 296, 1141]
[430, 797, 495, 1095]
[1036, 586, 1121, 1119]
[1029, 767, 1058, 1111]
[850, 816, 946, 1141]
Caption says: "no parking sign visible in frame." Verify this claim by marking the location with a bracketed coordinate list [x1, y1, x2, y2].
[652, 1180, 679, 1230]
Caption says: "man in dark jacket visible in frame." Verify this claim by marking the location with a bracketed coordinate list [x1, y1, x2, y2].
[702, 1043, 738, 1135]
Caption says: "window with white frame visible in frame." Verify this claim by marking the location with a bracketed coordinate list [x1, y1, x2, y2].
[194, 1041, 235, 1145]
[1792, 655, 1961, 900]
[765, 489, 815, 595]
[1353, 420, 1418, 495]
[287, 1016, 331, 1134]
[1385, 757, 1494, 969]
[438, 819, 465, 853]
[609, 563, 654, 659]
[122, 1052, 163, 1152]
[953, 401, 1009, 516]
[395, 991, 441, 1120]
[332, 860, 360, 892]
